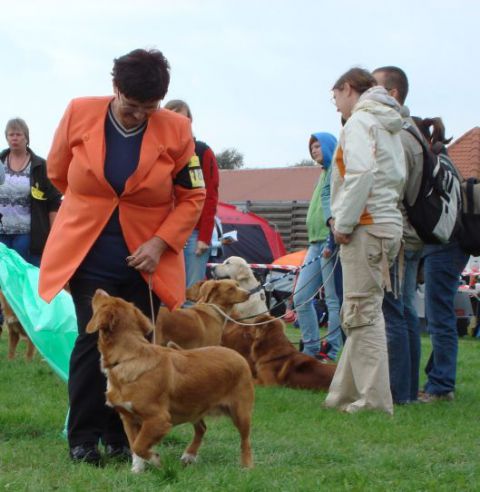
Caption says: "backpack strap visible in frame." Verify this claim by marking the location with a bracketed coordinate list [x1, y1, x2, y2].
[403, 123, 429, 152]
[466, 178, 476, 213]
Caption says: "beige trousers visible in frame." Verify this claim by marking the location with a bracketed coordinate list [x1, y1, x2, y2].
[324, 224, 402, 415]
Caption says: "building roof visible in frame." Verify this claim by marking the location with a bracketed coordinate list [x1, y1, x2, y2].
[448, 127, 480, 178]
[219, 166, 321, 202]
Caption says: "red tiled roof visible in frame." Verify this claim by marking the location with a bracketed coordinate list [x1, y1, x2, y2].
[219, 166, 321, 202]
[448, 127, 480, 178]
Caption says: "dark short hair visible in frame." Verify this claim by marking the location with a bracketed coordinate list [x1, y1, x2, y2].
[5, 118, 30, 145]
[373, 66, 409, 105]
[332, 67, 376, 96]
[112, 49, 170, 102]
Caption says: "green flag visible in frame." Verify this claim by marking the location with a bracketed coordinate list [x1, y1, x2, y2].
[0, 243, 77, 381]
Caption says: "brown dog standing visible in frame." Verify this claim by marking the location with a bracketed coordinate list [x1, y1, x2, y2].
[0, 290, 35, 361]
[251, 314, 336, 390]
[155, 279, 250, 349]
[87, 289, 254, 473]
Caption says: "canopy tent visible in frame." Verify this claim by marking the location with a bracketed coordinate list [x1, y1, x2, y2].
[273, 249, 307, 268]
[217, 202, 286, 264]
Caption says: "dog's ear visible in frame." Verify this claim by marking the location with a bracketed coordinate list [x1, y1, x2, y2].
[198, 280, 217, 303]
[236, 265, 252, 281]
[95, 288, 110, 297]
[186, 280, 207, 302]
[86, 305, 117, 334]
[134, 309, 154, 336]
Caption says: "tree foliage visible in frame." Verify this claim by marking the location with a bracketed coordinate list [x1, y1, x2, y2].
[292, 158, 315, 167]
[215, 148, 244, 169]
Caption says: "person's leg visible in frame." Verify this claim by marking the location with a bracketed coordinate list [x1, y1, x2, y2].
[403, 248, 422, 401]
[321, 251, 342, 360]
[184, 230, 208, 289]
[186, 247, 211, 289]
[293, 243, 324, 356]
[382, 259, 410, 404]
[324, 328, 357, 409]
[326, 224, 400, 414]
[67, 276, 123, 450]
[423, 242, 469, 396]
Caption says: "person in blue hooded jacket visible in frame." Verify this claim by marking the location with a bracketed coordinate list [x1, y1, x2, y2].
[293, 132, 342, 361]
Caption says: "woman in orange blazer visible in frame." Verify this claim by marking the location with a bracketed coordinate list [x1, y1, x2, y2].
[39, 49, 205, 465]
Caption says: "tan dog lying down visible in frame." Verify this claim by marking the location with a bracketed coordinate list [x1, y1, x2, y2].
[0, 290, 35, 361]
[155, 279, 250, 349]
[87, 290, 254, 472]
[213, 256, 268, 321]
[251, 315, 336, 391]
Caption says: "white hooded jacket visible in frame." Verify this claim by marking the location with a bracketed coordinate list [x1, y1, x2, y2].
[331, 86, 406, 234]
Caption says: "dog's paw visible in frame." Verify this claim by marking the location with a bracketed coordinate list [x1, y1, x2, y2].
[149, 452, 161, 468]
[131, 453, 146, 473]
[180, 452, 198, 465]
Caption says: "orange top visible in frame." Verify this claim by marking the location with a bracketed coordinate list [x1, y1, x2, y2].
[335, 146, 373, 225]
[39, 97, 206, 309]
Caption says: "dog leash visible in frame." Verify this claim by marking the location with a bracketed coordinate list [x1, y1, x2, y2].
[242, 251, 340, 321]
[203, 253, 340, 327]
[148, 273, 156, 344]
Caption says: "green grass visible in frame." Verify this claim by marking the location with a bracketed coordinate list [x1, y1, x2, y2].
[1, 327, 479, 491]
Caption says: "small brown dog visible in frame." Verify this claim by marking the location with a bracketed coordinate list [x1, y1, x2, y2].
[87, 290, 254, 472]
[251, 314, 336, 390]
[155, 279, 250, 349]
[0, 290, 35, 361]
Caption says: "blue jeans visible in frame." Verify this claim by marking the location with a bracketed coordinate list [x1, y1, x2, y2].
[184, 230, 211, 289]
[293, 242, 342, 358]
[0, 233, 40, 266]
[423, 241, 468, 395]
[383, 249, 422, 403]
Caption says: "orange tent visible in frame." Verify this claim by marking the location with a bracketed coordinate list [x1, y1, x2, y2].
[273, 249, 307, 267]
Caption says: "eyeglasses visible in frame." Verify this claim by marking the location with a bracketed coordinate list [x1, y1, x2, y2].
[117, 93, 160, 116]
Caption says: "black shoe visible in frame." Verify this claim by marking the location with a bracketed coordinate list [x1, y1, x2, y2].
[69, 444, 102, 466]
[105, 443, 131, 462]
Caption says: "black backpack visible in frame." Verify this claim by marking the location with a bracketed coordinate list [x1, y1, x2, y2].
[402, 125, 462, 244]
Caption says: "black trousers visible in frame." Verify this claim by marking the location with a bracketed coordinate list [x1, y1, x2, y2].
[67, 273, 160, 448]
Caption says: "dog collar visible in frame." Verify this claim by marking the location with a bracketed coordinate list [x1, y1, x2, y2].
[249, 284, 264, 295]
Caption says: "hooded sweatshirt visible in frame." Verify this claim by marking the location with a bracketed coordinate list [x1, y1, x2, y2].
[306, 132, 337, 242]
[331, 86, 406, 234]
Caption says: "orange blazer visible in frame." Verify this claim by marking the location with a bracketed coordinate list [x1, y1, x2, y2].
[39, 96, 206, 309]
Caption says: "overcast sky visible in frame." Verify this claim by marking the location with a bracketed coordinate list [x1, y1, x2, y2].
[1, 0, 478, 168]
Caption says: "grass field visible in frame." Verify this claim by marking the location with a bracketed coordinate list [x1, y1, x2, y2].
[1, 326, 479, 492]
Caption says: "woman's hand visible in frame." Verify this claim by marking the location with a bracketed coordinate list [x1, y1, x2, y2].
[333, 230, 352, 245]
[195, 240, 210, 256]
[322, 247, 332, 258]
[126, 236, 167, 273]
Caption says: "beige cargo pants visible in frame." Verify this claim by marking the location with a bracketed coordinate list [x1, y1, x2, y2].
[324, 223, 402, 415]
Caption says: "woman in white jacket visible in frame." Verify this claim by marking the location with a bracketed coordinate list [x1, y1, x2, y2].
[325, 68, 406, 415]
